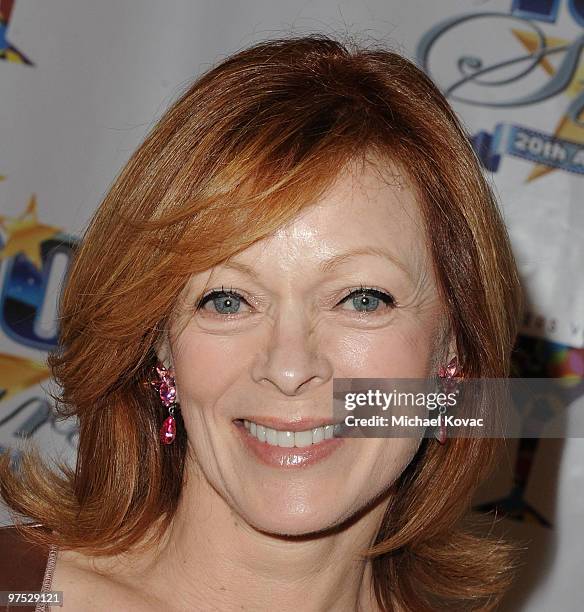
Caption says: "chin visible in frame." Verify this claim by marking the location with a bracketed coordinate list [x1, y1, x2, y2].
[249, 510, 344, 538]
[235, 486, 358, 537]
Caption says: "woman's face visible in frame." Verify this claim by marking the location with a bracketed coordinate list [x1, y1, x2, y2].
[159, 160, 450, 535]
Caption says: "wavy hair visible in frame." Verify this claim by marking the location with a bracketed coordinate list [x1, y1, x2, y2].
[1, 34, 523, 611]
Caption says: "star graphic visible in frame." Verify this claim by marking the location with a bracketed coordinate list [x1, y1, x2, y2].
[0, 353, 49, 403]
[0, 0, 33, 65]
[512, 28, 584, 182]
[0, 195, 62, 269]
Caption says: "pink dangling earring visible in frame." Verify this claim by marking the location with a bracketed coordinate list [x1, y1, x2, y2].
[149, 361, 178, 445]
[435, 356, 462, 445]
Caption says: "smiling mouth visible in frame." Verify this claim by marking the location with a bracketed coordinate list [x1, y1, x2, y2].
[233, 418, 343, 448]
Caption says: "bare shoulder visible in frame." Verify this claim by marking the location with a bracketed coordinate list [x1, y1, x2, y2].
[51, 548, 163, 612]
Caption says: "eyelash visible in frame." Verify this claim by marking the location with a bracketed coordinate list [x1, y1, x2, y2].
[195, 284, 397, 314]
[340, 284, 397, 309]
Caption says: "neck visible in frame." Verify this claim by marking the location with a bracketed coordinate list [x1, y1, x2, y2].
[140, 459, 387, 612]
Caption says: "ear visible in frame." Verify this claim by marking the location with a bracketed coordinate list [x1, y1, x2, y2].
[436, 318, 457, 366]
[433, 320, 461, 374]
[446, 336, 458, 364]
[154, 330, 174, 373]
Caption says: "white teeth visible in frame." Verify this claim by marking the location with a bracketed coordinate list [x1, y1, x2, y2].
[266, 427, 278, 445]
[294, 430, 313, 448]
[277, 430, 295, 448]
[241, 420, 340, 447]
[312, 426, 324, 444]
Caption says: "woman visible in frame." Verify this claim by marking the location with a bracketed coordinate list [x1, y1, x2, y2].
[0, 34, 523, 611]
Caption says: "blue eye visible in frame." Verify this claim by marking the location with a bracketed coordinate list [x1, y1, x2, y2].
[338, 287, 396, 313]
[196, 288, 246, 314]
[196, 285, 396, 317]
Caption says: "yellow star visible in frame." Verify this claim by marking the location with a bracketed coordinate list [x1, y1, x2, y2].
[0, 9, 32, 65]
[0, 353, 49, 403]
[1, 48, 29, 64]
[0, 195, 61, 268]
[512, 29, 584, 182]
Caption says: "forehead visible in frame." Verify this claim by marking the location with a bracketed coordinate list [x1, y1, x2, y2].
[239, 159, 430, 274]
[178, 157, 434, 300]
[276, 159, 424, 246]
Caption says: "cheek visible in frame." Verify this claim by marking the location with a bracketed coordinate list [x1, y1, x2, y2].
[172, 329, 253, 404]
[332, 321, 439, 378]
[342, 437, 421, 512]
[374, 437, 421, 487]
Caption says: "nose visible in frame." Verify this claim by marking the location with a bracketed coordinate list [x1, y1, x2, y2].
[251, 306, 333, 396]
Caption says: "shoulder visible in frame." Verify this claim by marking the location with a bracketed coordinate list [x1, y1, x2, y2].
[51, 547, 163, 611]
[0, 523, 162, 611]
[0, 523, 51, 592]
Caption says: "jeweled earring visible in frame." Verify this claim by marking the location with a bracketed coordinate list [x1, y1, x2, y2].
[149, 361, 178, 445]
[435, 356, 462, 445]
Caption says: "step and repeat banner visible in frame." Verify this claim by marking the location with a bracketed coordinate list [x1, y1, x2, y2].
[1, 1, 583, 609]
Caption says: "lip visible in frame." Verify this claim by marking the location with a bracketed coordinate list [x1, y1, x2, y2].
[233, 420, 345, 469]
[234, 416, 342, 432]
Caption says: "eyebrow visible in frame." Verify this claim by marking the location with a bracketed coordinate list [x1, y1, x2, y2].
[318, 246, 410, 277]
[220, 260, 261, 279]
[221, 246, 410, 279]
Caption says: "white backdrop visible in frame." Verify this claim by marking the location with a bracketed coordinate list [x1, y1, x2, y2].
[1, 1, 583, 609]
